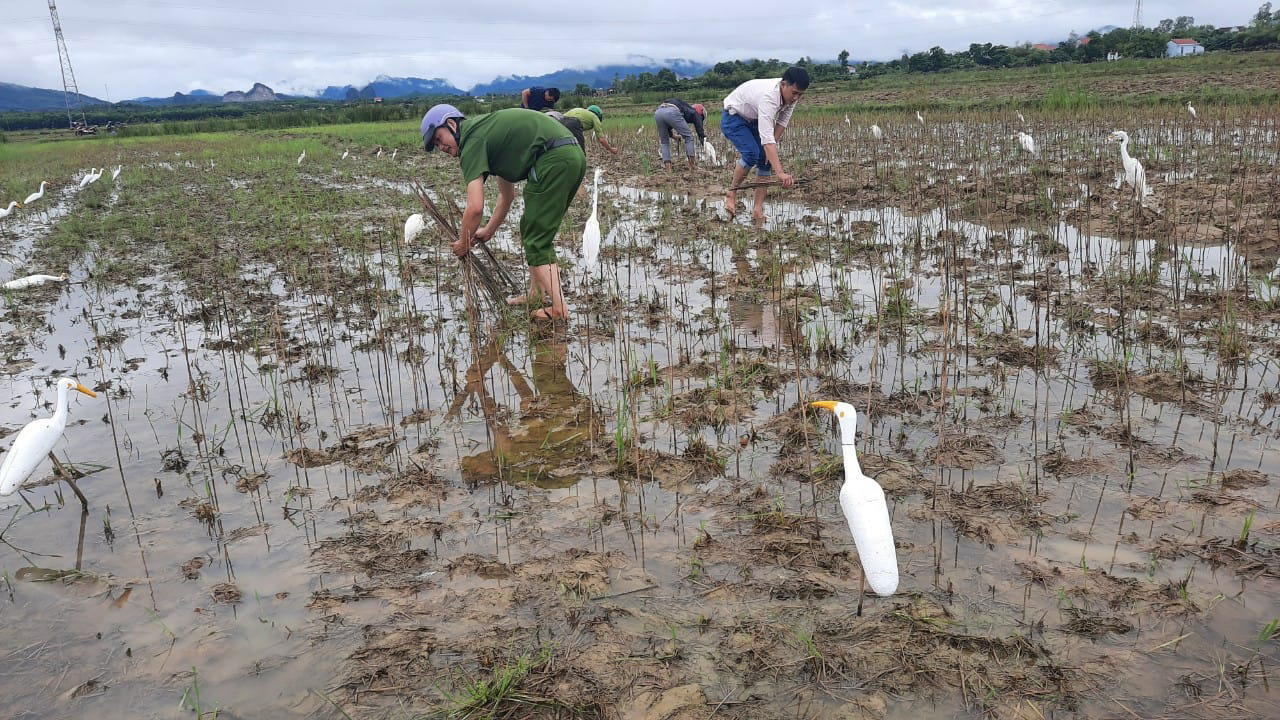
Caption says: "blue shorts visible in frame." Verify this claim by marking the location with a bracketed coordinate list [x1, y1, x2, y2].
[721, 109, 772, 176]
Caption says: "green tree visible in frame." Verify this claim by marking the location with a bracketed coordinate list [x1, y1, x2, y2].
[1254, 2, 1274, 27]
[838, 49, 850, 67]
[574, 83, 592, 96]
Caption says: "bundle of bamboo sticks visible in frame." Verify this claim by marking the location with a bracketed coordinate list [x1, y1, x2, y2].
[410, 182, 519, 311]
[727, 177, 810, 191]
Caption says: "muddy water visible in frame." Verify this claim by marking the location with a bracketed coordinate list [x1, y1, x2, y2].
[2, 136, 1278, 719]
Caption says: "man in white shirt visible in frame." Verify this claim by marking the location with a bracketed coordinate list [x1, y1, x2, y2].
[721, 66, 809, 221]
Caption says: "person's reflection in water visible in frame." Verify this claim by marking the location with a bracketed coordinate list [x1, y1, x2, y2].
[456, 330, 600, 489]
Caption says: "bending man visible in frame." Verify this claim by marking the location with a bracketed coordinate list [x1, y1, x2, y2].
[422, 105, 586, 322]
[721, 66, 809, 221]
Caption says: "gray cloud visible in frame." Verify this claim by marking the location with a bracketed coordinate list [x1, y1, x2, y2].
[0, 1, 1260, 99]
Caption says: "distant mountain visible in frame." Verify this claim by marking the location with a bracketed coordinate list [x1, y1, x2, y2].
[470, 59, 711, 95]
[223, 82, 279, 103]
[125, 83, 280, 106]
[0, 81, 106, 113]
[317, 84, 360, 101]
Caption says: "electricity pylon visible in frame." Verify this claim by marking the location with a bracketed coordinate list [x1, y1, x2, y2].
[48, 0, 88, 130]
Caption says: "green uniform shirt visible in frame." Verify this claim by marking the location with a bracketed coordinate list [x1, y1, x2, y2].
[564, 107, 603, 135]
[458, 108, 575, 184]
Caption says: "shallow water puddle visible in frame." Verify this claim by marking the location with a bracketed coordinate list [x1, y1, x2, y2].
[1, 133, 1277, 718]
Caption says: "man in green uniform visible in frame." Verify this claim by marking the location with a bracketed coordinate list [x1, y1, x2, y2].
[562, 105, 620, 157]
[422, 104, 586, 322]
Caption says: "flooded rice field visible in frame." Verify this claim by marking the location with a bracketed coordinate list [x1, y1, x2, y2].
[1, 104, 1279, 719]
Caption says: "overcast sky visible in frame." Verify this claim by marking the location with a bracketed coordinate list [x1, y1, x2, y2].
[0, 1, 1263, 100]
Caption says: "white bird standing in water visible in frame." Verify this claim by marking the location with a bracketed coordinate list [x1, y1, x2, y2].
[0, 378, 97, 501]
[341, 150, 349, 160]
[87, 167, 103, 184]
[297, 149, 306, 165]
[810, 400, 899, 597]
[0, 201, 18, 219]
[391, 148, 398, 160]
[1017, 112, 1026, 124]
[24, 181, 48, 205]
[581, 168, 603, 270]
[702, 139, 718, 165]
[844, 114, 851, 125]
[1109, 130, 1149, 200]
[1186, 100, 1197, 119]
[916, 110, 924, 125]
[4, 273, 68, 290]
[1016, 131, 1037, 156]
[376, 148, 383, 157]
[870, 124, 883, 140]
[111, 165, 122, 181]
[404, 213, 425, 244]
[77, 169, 98, 189]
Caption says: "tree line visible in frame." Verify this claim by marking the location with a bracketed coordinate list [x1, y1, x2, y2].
[610, 4, 1280, 91]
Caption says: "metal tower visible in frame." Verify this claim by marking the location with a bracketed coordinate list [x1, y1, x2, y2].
[1132, 0, 1143, 28]
[48, 0, 87, 129]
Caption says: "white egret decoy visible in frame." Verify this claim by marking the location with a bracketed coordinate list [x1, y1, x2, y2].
[376, 148, 383, 157]
[702, 139, 718, 165]
[1186, 100, 1197, 119]
[77, 169, 98, 189]
[810, 400, 899, 596]
[24, 181, 48, 205]
[297, 149, 306, 165]
[916, 110, 924, 125]
[1109, 130, 1148, 199]
[87, 167, 103, 184]
[0, 378, 97, 509]
[581, 168, 603, 269]
[111, 165, 122, 181]
[391, 148, 398, 160]
[404, 213, 425, 245]
[4, 273, 68, 290]
[1016, 131, 1037, 156]
[636, 126, 643, 135]
[1017, 112, 1026, 124]
[341, 150, 349, 160]
[0, 201, 18, 219]
[844, 114, 851, 125]
[870, 124, 883, 141]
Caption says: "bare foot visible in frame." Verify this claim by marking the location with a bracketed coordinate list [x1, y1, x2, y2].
[507, 293, 542, 307]
[752, 209, 766, 223]
[724, 191, 737, 217]
[531, 307, 568, 323]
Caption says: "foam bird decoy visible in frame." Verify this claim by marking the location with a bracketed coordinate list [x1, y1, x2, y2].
[4, 273, 68, 290]
[0, 378, 97, 509]
[581, 168, 603, 270]
[702, 140, 718, 166]
[0, 201, 18, 219]
[111, 165, 122, 181]
[297, 149, 306, 165]
[23, 181, 48, 206]
[404, 213, 425, 244]
[810, 400, 899, 596]
[1109, 130, 1149, 200]
[870, 124, 883, 141]
[78, 169, 98, 189]
[1016, 131, 1037, 156]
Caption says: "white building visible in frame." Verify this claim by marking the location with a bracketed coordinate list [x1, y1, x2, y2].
[1166, 38, 1204, 57]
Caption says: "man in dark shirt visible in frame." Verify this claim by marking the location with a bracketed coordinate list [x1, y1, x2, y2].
[521, 86, 561, 112]
[654, 98, 707, 172]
